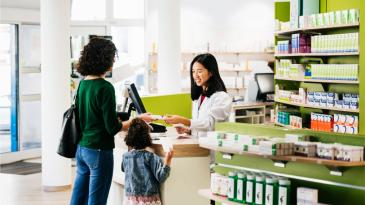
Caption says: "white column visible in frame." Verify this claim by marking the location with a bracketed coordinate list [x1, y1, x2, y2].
[157, 0, 181, 94]
[41, 0, 72, 191]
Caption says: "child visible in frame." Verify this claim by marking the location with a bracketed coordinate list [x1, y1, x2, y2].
[122, 118, 173, 205]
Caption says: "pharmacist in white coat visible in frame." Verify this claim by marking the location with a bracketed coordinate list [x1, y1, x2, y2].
[164, 53, 232, 138]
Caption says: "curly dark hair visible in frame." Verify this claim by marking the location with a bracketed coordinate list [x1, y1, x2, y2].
[77, 37, 117, 76]
[125, 118, 152, 150]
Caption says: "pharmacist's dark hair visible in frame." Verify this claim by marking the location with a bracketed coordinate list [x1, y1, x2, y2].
[77, 37, 117, 76]
[190, 53, 227, 100]
[125, 118, 152, 150]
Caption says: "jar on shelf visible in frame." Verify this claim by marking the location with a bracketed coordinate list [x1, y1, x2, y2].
[236, 172, 246, 203]
[255, 175, 265, 205]
[265, 177, 278, 205]
[227, 171, 237, 201]
[278, 178, 291, 205]
[246, 173, 256, 204]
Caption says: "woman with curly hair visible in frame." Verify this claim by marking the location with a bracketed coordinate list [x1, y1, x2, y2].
[69, 37, 154, 205]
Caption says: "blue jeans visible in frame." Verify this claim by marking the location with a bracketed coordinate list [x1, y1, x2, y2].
[70, 145, 114, 205]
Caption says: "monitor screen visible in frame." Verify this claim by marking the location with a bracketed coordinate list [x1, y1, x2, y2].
[255, 73, 274, 94]
[126, 83, 146, 114]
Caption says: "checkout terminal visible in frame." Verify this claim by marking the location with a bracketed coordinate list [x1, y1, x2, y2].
[118, 83, 167, 133]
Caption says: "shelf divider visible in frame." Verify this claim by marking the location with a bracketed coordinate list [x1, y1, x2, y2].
[274, 99, 360, 113]
[274, 76, 359, 84]
[274, 23, 360, 36]
[274, 52, 359, 57]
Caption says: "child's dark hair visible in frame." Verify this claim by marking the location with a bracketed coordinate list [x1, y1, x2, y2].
[77, 37, 117, 76]
[125, 118, 152, 149]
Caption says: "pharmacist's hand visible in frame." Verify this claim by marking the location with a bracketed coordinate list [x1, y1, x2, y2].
[164, 150, 174, 166]
[173, 124, 190, 134]
[163, 115, 183, 124]
[139, 113, 155, 123]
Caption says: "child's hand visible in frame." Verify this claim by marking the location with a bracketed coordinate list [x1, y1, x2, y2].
[164, 150, 174, 166]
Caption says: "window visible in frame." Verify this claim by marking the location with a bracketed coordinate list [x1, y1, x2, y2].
[111, 26, 145, 93]
[113, 0, 144, 19]
[0, 24, 18, 153]
[71, 0, 106, 21]
[19, 25, 42, 150]
[111, 26, 144, 67]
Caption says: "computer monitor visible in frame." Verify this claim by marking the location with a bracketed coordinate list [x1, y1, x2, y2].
[255, 73, 274, 101]
[119, 83, 166, 133]
[126, 83, 146, 114]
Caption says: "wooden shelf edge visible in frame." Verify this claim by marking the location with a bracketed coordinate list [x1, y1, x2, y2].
[274, 52, 359, 57]
[274, 23, 360, 36]
[235, 114, 265, 119]
[275, 99, 359, 113]
[274, 122, 300, 129]
[199, 143, 365, 168]
[274, 76, 359, 84]
[198, 189, 246, 205]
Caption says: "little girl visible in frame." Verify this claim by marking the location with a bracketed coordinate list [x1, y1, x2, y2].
[122, 118, 173, 205]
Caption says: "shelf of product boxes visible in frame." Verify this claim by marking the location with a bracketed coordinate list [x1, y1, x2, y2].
[274, 23, 360, 36]
[199, 143, 365, 168]
[274, 98, 359, 113]
[198, 189, 247, 205]
[274, 76, 359, 84]
[274, 52, 359, 57]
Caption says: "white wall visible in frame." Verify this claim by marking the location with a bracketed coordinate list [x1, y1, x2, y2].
[0, 7, 40, 23]
[146, 0, 275, 52]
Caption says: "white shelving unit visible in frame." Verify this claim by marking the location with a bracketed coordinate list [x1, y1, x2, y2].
[147, 52, 274, 95]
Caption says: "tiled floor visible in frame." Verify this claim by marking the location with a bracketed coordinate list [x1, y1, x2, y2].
[0, 158, 124, 205]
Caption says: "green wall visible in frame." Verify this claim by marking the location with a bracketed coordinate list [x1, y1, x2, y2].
[141, 93, 192, 125]
[360, 0, 365, 137]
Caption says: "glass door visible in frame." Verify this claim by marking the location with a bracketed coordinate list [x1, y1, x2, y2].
[0, 24, 19, 153]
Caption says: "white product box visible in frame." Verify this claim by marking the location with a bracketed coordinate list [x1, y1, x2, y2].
[345, 115, 358, 127]
[297, 187, 318, 204]
[343, 101, 350, 109]
[338, 114, 346, 125]
[338, 125, 347, 133]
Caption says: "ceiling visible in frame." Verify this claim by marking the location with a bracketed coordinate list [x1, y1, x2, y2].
[1, 0, 40, 10]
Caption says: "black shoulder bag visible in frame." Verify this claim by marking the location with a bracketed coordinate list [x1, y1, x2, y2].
[57, 81, 82, 158]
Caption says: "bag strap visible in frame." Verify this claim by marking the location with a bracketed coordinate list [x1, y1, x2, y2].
[72, 80, 83, 105]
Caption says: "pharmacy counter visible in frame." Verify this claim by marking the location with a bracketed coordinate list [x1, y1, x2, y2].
[109, 128, 211, 205]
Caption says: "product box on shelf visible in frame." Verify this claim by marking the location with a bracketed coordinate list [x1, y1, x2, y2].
[334, 144, 364, 162]
[294, 142, 317, 157]
[258, 141, 294, 156]
[311, 113, 333, 132]
[316, 143, 336, 160]
[297, 187, 318, 205]
[285, 134, 310, 142]
[211, 173, 229, 197]
[333, 114, 358, 134]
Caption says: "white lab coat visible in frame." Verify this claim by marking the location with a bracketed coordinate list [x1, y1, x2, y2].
[190, 91, 232, 138]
